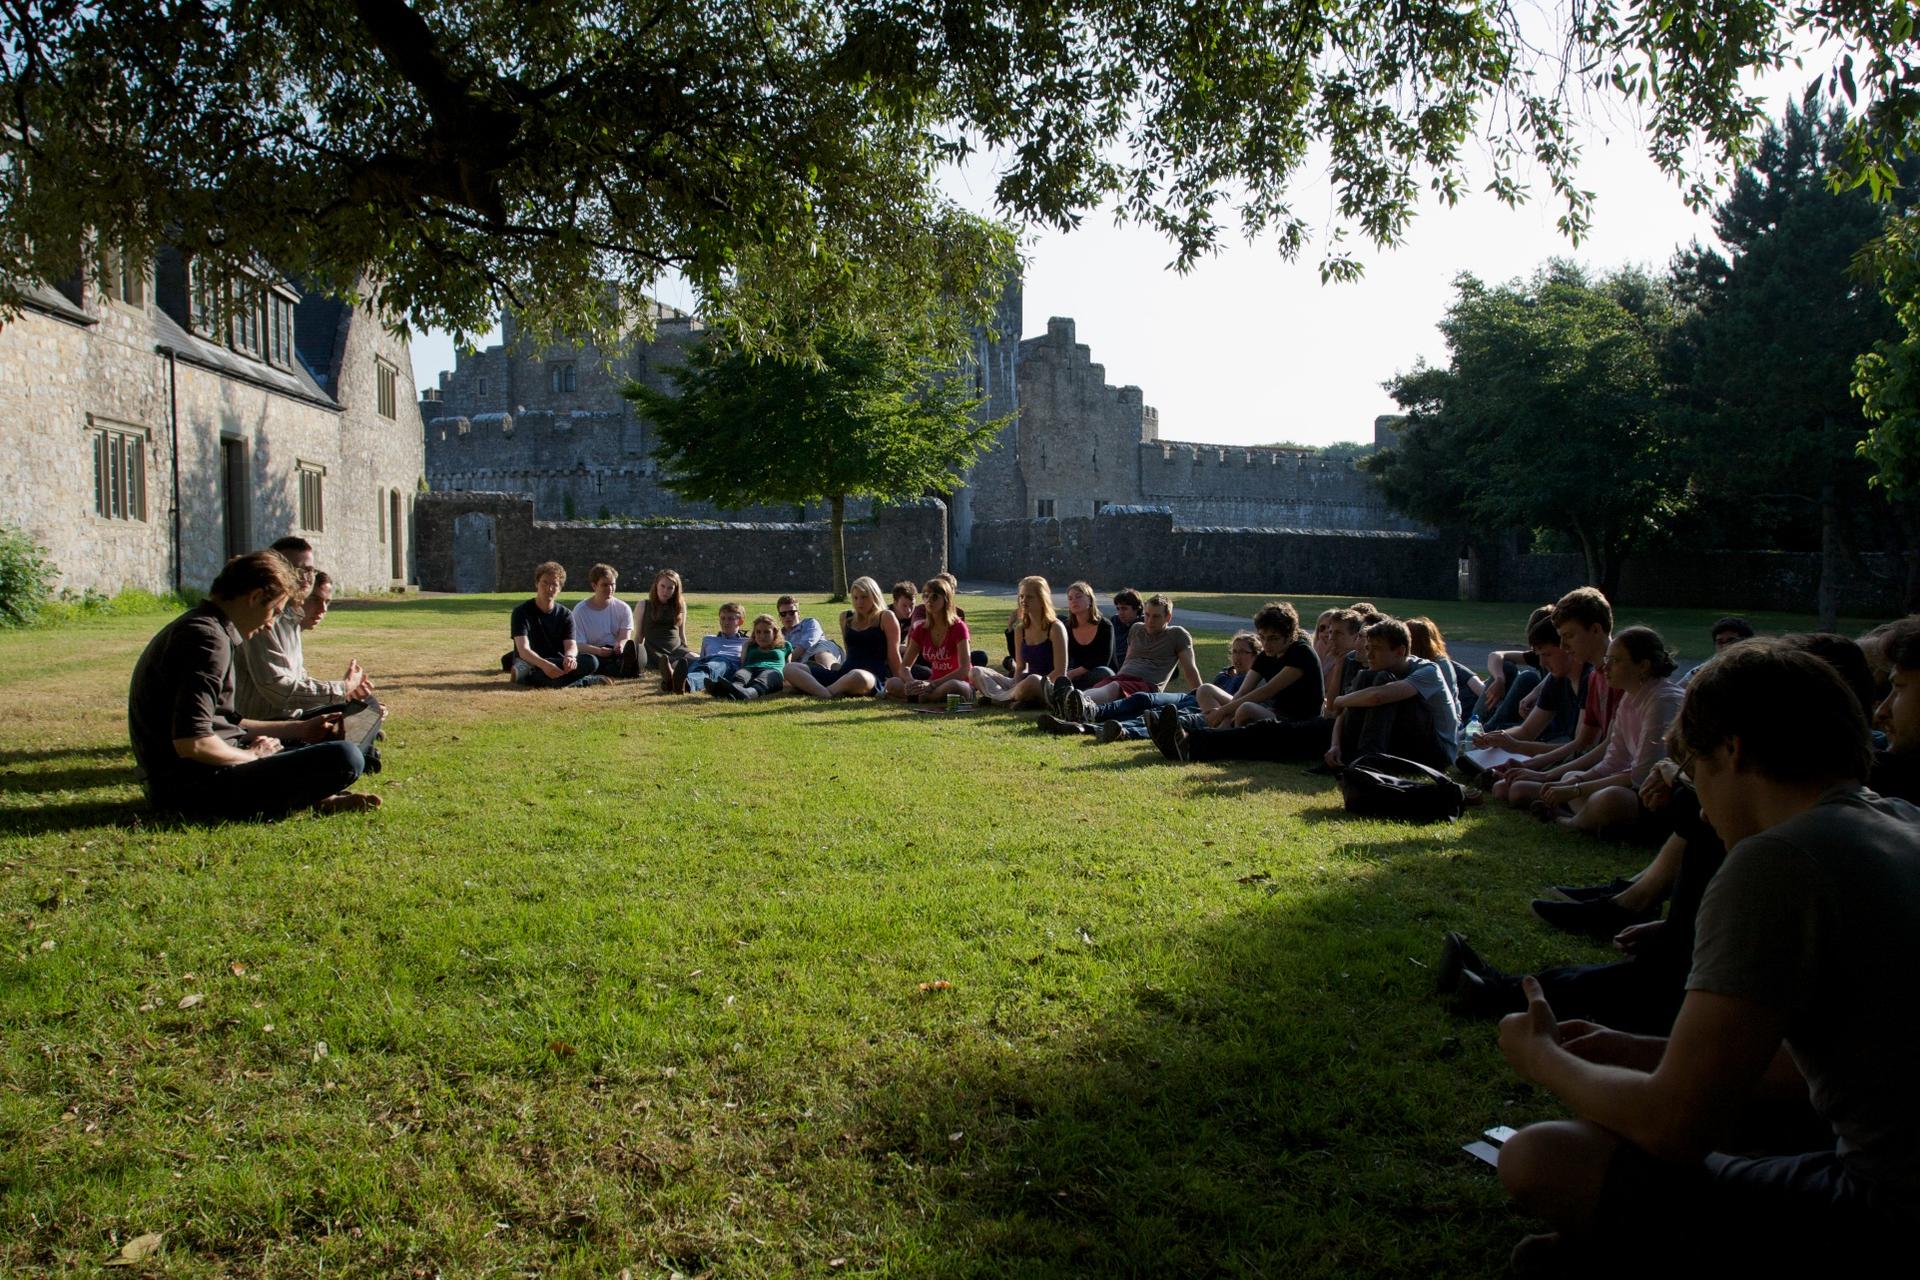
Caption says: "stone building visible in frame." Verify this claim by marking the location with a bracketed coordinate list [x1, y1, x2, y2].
[421, 280, 1413, 571]
[0, 253, 426, 596]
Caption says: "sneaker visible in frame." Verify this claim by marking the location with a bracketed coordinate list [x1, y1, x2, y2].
[1550, 876, 1638, 903]
[1036, 713, 1092, 736]
[1146, 705, 1189, 762]
[1530, 896, 1657, 942]
[1096, 719, 1126, 744]
[500, 651, 516, 673]
[1047, 676, 1072, 716]
[573, 674, 611, 688]
[1064, 686, 1093, 724]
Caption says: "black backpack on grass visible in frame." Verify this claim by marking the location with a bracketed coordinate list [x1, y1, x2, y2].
[1341, 753, 1465, 822]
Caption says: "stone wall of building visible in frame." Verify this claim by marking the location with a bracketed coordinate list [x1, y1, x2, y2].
[0, 272, 423, 597]
[969, 509, 1458, 597]
[1008, 317, 1159, 523]
[415, 492, 947, 595]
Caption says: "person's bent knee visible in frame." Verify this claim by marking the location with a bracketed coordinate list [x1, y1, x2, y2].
[1499, 1120, 1616, 1231]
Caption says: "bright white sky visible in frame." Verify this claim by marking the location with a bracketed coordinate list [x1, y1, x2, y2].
[411, 61, 1824, 449]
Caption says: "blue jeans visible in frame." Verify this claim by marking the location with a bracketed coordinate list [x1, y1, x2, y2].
[1090, 690, 1188, 724]
[155, 740, 366, 821]
[684, 655, 741, 693]
[1483, 662, 1542, 732]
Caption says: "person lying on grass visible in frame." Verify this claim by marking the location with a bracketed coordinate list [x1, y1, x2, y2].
[971, 575, 1066, 708]
[787, 576, 904, 699]
[1493, 642, 1919, 1274]
[129, 550, 379, 819]
[887, 578, 974, 704]
[778, 594, 845, 678]
[711, 614, 791, 700]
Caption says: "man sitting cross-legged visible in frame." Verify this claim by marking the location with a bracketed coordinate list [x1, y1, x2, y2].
[1492, 641, 1919, 1273]
[1466, 613, 1587, 759]
[1313, 617, 1460, 772]
[507, 562, 606, 689]
[1047, 593, 1203, 725]
[572, 563, 636, 678]
[1490, 586, 1616, 806]
[129, 551, 378, 820]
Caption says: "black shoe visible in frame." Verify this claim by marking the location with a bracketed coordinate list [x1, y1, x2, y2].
[500, 651, 516, 673]
[1305, 761, 1343, 777]
[1434, 930, 1483, 996]
[1096, 719, 1126, 744]
[1450, 967, 1526, 1020]
[1550, 876, 1638, 903]
[1036, 713, 1092, 736]
[1146, 705, 1189, 762]
[669, 656, 690, 693]
[1530, 896, 1657, 942]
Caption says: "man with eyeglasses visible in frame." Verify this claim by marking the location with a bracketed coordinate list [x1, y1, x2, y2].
[1493, 641, 1920, 1271]
[776, 594, 843, 676]
[234, 536, 375, 719]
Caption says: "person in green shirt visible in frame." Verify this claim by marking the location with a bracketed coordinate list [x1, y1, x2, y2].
[712, 614, 792, 700]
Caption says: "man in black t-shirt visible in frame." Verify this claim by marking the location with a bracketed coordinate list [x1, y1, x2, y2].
[127, 552, 376, 820]
[507, 562, 605, 688]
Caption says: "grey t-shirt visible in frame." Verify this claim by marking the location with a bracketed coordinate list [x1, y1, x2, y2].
[1117, 623, 1193, 688]
[1688, 785, 1920, 1201]
[1400, 656, 1461, 765]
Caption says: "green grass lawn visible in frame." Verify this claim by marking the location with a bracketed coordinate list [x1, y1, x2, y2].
[1, 592, 1698, 1277]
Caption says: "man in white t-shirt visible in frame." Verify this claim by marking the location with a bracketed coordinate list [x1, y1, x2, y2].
[573, 564, 635, 678]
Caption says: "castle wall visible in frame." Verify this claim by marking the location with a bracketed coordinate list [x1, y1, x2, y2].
[415, 492, 947, 595]
[1010, 317, 1157, 521]
[1135, 441, 1424, 532]
[969, 510, 1458, 598]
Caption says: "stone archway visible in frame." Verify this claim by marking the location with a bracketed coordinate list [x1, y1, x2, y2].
[452, 511, 497, 593]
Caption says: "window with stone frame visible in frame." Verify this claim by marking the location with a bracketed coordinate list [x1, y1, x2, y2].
[376, 358, 398, 419]
[268, 293, 295, 368]
[550, 362, 576, 394]
[377, 487, 387, 543]
[90, 420, 148, 522]
[297, 462, 325, 532]
[229, 280, 263, 357]
[476, 375, 488, 398]
[101, 245, 145, 308]
[1036, 499, 1056, 518]
[188, 258, 218, 336]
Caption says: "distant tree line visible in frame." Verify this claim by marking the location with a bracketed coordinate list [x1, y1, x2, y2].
[1369, 96, 1920, 627]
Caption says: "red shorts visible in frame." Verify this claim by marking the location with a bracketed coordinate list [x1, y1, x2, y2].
[1096, 675, 1156, 697]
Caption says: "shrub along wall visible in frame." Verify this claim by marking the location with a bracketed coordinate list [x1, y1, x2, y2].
[415, 492, 947, 594]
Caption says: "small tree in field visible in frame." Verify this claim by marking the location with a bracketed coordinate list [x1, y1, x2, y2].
[626, 334, 1004, 599]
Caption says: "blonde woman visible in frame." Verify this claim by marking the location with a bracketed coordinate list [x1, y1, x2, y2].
[887, 577, 973, 703]
[787, 577, 903, 698]
[1056, 580, 1114, 694]
[972, 575, 1067, 707]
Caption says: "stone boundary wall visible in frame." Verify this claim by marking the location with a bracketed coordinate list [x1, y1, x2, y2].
[415, 492, 946, 594]
[968, 509, 1458, 597]
[1478, 547, 1908, 616]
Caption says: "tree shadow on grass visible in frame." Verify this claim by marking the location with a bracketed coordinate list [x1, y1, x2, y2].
[0, 761, 140, 795]
[0, 796, 153, 838]
[845, 857, 1531, 1279]
[0, 745, 128, 767]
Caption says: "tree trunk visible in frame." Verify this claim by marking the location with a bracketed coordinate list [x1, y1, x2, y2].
[829, 494, 848, 602]
[1571, 520, 1602, 590]
[1818, 478, 1839, 632]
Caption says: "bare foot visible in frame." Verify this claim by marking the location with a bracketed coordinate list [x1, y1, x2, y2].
[317, 792, 382, 815]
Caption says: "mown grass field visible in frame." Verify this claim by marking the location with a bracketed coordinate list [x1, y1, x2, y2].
[0, 590, 1845, 1277]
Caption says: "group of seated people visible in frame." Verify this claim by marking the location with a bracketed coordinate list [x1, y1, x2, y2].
[130, 548, 1918, 1259]
[128, 537, 384, 820]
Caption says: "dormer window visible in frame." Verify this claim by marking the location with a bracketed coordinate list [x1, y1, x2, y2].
[229, 280, 264, 358]
[102, 245, 145, 309]
[268, 293, 295, 368]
